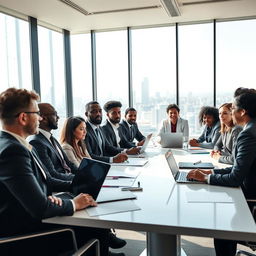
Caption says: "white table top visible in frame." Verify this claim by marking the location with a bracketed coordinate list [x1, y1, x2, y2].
[44, 147, 256, 242]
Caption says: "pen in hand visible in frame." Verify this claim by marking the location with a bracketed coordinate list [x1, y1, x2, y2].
[193, 160, 201, 165]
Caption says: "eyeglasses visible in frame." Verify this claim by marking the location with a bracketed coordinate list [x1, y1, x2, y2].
[14, 111, 41, 117]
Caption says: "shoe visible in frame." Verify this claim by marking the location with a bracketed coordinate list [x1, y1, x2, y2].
[109, 252, 125, 256]
[109, 232, 127, 249]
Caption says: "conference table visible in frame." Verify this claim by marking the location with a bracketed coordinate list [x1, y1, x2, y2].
[43, 147, 256, 256]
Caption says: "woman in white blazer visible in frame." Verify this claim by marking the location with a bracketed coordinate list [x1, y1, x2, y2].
[159, 104, 189, 141]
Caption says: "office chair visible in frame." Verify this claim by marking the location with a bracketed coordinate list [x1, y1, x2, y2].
[236, 201, 256, 256]
[0, 228, 100, 256]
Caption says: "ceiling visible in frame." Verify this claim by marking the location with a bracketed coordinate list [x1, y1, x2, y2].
[0, 0, 256, 33]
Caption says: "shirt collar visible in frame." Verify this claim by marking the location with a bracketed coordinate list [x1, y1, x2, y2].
[125, 120, 132, 128]
[39, 128, 52, 142]
[3, 130, 32, 151]
[88, 121, 100, 131]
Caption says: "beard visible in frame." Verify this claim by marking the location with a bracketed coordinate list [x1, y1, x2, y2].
[90, 116, 102, 125]
[110, 118, 120, 124]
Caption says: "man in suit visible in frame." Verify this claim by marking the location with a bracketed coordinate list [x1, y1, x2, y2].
[29, 103, 76, 181]
[85, 101, 128, 163]
[119, 107, 145, 146]
[102, 101, 140, 154]
[0, 88, 110, 255]
[188, 92, 256, 256]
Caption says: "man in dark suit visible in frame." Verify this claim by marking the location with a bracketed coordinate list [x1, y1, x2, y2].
[102, 101, 140, 154]
[0, 88, 110, 256]
[85, 101, 128, 163]
[119, 107, 145, 146]
[188, 92, 256, 256]
[29, 103, 76, 181]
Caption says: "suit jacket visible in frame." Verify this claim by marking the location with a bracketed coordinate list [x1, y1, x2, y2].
[214, 125, 242, 164]
[197, 121, 221, 149]
[119, 120, 145, 145]
[29, 132, 76, 181]
[210, 119, 256, 199]
[101, 120, 135, 149]
[0, 131, 73, 237]
[158, 117, 189, 141]
[85, 121, 122, 163]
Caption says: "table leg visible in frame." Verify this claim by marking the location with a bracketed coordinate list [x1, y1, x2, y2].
[141, 232, 187, 256]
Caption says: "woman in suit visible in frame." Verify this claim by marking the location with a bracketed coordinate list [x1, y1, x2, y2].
[189, 106, 220, 149]
[60, 116, 91, 167]
[159, 104, 189, 141]
[211, 103, 242, 164]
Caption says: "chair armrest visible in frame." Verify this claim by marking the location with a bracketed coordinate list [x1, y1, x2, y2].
[0, 228, 78, 251]
[72, 238, 100, 256]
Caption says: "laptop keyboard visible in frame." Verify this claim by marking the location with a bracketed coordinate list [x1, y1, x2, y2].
[178, 171, 188, 182]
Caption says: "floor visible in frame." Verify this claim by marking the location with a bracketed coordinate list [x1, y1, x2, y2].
[111, 230, 255, 256]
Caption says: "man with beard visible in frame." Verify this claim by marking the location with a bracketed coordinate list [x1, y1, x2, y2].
[85, 101, 128, 163]
[102, 101, 140, 154]
[119, 107, 145, 146]
[29, 103, 75, 181]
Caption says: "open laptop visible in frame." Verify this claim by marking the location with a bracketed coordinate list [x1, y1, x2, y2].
[128, 133, 152, 158]
[160, 133, 183, 148]
[165, 150, 205, 184]
[58, 158, 136, 203]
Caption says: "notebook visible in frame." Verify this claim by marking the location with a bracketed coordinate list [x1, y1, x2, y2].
[165, 150, 205, 184]
[160, 133, 183, 148]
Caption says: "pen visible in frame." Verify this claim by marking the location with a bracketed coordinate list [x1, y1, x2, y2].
[193, 160, 201, 165]
[138, 181, 140, 187]
[102, 185, 120, 188]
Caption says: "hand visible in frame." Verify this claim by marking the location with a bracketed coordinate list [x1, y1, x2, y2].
[210, 150, 221, 157]
[212, 153, 221, 161]
[73, 193, 97, 211]
[48, 195, 62, 206]
[113, 153, 128, 163]
[126, 147, 140, 155]
[137, 140, 145, 146]
[189, 139, 199, 147]
[187, 169, 213, 182]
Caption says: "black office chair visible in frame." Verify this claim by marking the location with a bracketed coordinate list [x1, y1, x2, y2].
[236, 201, 256, 256]
[0, 228, 100, 256]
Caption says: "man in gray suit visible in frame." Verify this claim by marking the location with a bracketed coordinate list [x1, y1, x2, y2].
[188, 92, 256, 256]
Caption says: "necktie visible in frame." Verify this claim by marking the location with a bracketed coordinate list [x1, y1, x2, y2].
[130, 126, 134, 141]
[95, 128, 103, 156]
[50, 135, 71, 173]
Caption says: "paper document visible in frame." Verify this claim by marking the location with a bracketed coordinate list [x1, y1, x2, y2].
[186, 192, 234, 203]
[107, 169, 140, 179]
[111, 158, 148, 166]
[186, 147, 209, 154]
[103, 178, 135, 187]
[97, 188, 136, 203]
[86, 200, 141, 217]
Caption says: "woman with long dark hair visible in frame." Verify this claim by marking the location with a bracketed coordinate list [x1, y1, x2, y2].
[60, 116, 91, 167]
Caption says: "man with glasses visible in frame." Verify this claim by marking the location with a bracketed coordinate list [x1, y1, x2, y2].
[29, 103, 76, 181]
[0, 87, 110, 255]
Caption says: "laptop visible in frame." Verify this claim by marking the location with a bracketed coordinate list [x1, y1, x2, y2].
[165, 150, 205, 184]
[128, 133, 152, 158]
[160, 133, 183, 148]
[58, 158, 136, 203]
[178, 162, 214, 169]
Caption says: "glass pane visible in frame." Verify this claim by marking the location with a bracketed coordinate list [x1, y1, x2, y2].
[96, 30, 129, 115]
[38, 26, 66, 138]
[0, 13, 32, 91]
[216, 19, 256, 105]
[132, 26, 176, 134]
[71, 34, 93, 116]
[178, 23, 214, 136]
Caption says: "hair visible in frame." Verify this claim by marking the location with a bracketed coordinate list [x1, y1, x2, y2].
[235, 92, 256, 119]
[233, 87, 256, 97]
[0, 87, 39, 125]
[103, 101, 122, 112]
[60, 116, 88, 159]
[166, 104, 180, 113]
[85, 101, 99, 112]
[125, 107, 136, 116]
[219, 103, 234, 134]
[198, 106, 219, 126]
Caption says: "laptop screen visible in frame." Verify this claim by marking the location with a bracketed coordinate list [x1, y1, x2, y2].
[72, 158, 111, 200]
[165, 150, 180, 178]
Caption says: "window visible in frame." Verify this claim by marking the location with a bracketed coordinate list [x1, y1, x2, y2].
[216, 19, 256, 106]
[71, 33, 93, 116]
[95, 30, 129, 116]
[0, 13, 32, 91]
[132, 26, 176, 134]
[178, 23, 214, 136]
